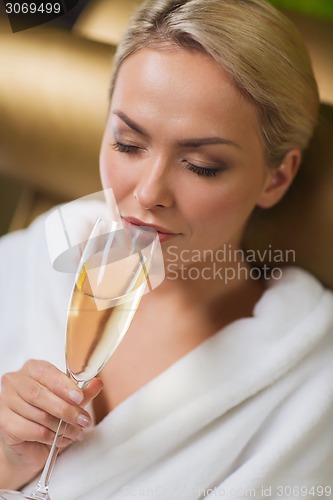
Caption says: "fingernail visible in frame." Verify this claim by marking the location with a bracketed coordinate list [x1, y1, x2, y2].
[77, 414, 91, 428]
[69, 389, 84, 404]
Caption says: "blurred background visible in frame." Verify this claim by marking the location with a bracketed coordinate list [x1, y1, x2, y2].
[0, 0, 332, 286]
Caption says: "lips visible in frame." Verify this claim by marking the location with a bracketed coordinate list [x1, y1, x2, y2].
[122, 216, 180, 242]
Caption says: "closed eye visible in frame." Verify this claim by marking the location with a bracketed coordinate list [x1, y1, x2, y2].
[184, 161, 222, 178]
[112, 141, 140, 154]
[112, 141, 224, 177]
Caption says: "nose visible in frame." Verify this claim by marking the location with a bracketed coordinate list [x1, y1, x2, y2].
[133, 156, 174, 210]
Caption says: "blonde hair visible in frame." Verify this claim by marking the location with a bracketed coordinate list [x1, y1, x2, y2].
[110, 0, 319, 166]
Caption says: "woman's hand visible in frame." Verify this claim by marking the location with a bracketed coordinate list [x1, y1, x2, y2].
[0, 359, 103, 490]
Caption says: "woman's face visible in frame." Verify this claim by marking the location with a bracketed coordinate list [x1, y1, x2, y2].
[100, 48, 275, 262]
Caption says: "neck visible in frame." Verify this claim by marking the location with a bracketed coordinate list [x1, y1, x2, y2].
[150, 253, 266, 322]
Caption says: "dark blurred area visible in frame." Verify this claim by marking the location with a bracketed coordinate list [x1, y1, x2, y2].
[270, 0, 333, 22]
[0, 0, 90, 29]
[37, 0, 91, 29]
[0, 0, 92, 236]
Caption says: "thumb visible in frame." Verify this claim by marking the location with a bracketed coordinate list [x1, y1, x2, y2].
[81, 378, 104, 405]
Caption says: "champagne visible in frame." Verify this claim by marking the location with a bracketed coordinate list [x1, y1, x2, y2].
[66, 251, 148, 383]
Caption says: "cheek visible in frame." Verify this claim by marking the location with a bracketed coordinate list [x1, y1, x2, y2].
[183, 182, 252, 225]
[99, 141, 133, 204]
[182, 175, 263, 244]
[99, 144, 109, 190]
[99, 138, 117, 189]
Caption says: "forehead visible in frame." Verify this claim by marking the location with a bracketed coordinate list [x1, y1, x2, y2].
[111, 47, 260, 141]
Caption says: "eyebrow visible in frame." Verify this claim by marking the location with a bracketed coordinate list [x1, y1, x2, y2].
[112, 110, 241, 149]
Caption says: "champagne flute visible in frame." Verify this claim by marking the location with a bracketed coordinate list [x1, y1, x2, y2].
[0, 218, 162, 500]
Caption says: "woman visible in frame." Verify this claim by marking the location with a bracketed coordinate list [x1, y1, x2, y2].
[0, 0, 332, 498]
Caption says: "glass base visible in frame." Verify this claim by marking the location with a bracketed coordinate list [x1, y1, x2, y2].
[0, 491, 46, 500]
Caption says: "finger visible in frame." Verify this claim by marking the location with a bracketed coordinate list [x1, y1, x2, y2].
[1, 398, 85, 447]
[4, 392, 59, 432]
[2, 410, 63, 447]
[13, 374, 92, 428]
[21, 360, 85, 405]
[4, 394, 85, 443]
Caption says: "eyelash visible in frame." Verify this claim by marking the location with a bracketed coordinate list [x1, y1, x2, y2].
[112, 141, 139, 154]
[184, 162, 218, 177]
[112, 141, 221, 178]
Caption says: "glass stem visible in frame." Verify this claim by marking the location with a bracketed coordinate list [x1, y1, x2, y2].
[28, 380, 87, 499]
[28, 419, 67, 500]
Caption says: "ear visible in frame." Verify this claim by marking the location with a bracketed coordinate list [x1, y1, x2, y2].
[257, 148, 302, 209]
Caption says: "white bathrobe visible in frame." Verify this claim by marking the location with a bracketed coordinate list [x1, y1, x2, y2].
[0, 210, 332, 500]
